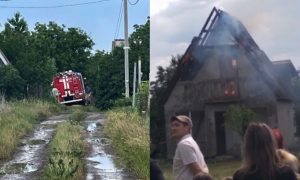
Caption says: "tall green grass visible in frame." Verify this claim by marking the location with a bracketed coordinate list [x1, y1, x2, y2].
[0, 100, 57, 160]
[158, 159, 240, 180]
[43, 109, 86, 180]
[68, 107, 87, 125]
[105, 108, 150, 179]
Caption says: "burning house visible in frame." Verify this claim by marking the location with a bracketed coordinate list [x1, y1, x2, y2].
[164, 7, 298, 158]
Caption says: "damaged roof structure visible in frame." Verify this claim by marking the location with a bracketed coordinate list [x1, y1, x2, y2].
[164, 7, 298, 158]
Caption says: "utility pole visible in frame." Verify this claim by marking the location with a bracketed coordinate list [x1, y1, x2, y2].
[133, 39, 142, 89]
[138, 56, 142, 87]
[124, 0, 130, 98]
[132, 62, 136, 107]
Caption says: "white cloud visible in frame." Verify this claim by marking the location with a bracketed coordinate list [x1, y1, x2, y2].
[150, 0, 179, 16]
[151, 0, 300, 82]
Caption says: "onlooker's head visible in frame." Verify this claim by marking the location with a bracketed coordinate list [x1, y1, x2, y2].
[170, 115, 193, 140]
[193, 172, 213, 180]
[242, 122, 279, 178]
[272, 127, 284, 149]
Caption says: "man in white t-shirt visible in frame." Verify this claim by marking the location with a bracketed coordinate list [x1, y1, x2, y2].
[171, 115, 209, 180]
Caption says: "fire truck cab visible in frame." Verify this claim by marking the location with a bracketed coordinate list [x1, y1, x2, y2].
[52, 70, 86, 105]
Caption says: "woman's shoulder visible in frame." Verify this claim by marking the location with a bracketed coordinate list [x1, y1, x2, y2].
[232, 170, 243, 179]
[232, 169, 255, 180]
[276, 165, 297, 179]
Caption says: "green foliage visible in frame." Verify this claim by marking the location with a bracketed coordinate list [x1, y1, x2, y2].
[84, 18, 149, 110]
[291, 76, 300, 136]
[150, 55, 181, 147]
[0, 100, 57, 160]
[44, 122, 86, 180]
[33, 22, 94, 73]
[159, 158, 241, 180]
[0, 13, 149, 112]
[0, 65, 25, 99]
[0, 13, 93, 99]
[104, 108, 150, 179]
[68, 107, 86, 125]
[224, 105, 256, 137]
[129, 17, 150, 80]
[90, 49, 125, 109]
[136, 81, 149, 113]
[113, 97, 132, 107]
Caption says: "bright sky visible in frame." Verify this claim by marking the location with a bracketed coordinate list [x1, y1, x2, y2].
[0, 0, 149, 52]
[150, 0, 300, 81]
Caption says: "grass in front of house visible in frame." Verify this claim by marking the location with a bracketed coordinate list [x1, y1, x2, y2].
[104, 108, 150, 179]
[0, 100, 57, 160]
[208, 160, 240, 180]
[157, 158, 241, 180]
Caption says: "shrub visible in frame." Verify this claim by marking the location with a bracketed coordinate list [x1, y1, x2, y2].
[224, 105, 256, 137]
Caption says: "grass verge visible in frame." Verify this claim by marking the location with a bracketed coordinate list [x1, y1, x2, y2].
[104, 107, 150, 179]
[0, 100, 58, 160]
[43, 108, 86, 180]
[158, 158, 240, 180]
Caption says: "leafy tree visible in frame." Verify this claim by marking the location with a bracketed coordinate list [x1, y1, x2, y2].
[291, 76, 300, 136]
[224, 105, 256, 138]
[33, 22, 94, 73]
[87, 18, 149, 110]
[1, 12, 29, 66]
[136, 81, 149, 114]
[129, 17, 150, 81]
[150, 55, 180, 147]
[91, 48, 125, 109]
[0, 65, 25, 99]
[0, 13, 94, 99]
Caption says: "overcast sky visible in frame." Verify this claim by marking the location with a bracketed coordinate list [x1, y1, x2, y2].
[0, 0, 149, 52]
[150, 0, 300, 81]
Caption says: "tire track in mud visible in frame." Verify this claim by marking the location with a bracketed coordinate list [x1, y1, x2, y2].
[83, 112, 135, 180]
[0, 114, 69, 180]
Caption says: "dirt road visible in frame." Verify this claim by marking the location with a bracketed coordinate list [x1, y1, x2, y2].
[83, 112, 135, 180]
[0, 112, 135, 180]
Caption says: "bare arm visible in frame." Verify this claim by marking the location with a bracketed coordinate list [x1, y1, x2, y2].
[188, 162, 203, 175]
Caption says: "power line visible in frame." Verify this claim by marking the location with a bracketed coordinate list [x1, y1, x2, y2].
[114, 0, 123, 39]
[0, 0, 111, 9]
[128, 0, 139, 5]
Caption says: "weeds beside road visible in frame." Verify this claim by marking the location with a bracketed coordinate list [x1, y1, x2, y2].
[105, 108, 150, 179]
[0, 100, 57, 160]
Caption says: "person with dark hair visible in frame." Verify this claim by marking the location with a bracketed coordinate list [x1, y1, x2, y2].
[171, 115, 209, 180]
[150, 158, 165, 180]
[233, 122, 297, 180]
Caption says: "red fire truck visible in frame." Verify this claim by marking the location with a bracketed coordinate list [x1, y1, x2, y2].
[52, 70, 86, 105]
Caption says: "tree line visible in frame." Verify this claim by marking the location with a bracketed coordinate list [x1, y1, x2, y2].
[0, 12, 149, 110]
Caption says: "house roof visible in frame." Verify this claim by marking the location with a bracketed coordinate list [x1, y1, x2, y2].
[272, 60, 298, 77]
[163, 7, 295, 104]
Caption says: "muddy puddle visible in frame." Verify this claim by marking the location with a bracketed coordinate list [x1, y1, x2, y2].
[84, 113, 135, 180]
[0, 114, 69, 180]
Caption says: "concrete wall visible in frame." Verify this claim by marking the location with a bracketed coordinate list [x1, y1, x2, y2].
[277, 102, 297, 148]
